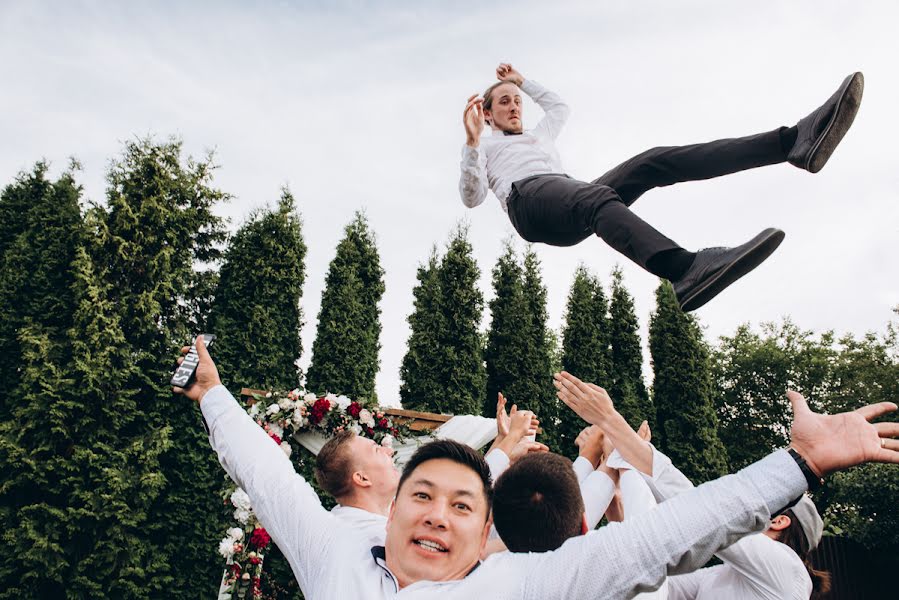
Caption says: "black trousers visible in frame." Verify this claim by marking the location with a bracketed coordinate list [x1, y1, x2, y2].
[506, 128, 788, 270]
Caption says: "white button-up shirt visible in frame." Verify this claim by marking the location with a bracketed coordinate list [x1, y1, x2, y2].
[202, 385, 807, 600]
[459, 79, 570, 213]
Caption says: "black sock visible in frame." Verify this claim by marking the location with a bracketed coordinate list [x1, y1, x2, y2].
[646, 248, 696, 281]
[779, 126, 798, 154]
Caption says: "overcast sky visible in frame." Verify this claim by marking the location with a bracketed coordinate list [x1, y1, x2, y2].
[2, 0, 896, 405]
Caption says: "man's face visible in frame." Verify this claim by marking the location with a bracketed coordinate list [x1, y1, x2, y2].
[384, 458, 491, 588]
[485, 82, 523, 133]
[348, 435, 400, 498]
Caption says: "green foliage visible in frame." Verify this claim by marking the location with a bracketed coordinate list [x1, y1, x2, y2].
[0, 162, 83, 418]
[209, 189, 307, 392]
[649, 282, 728, 483]
[399, 249, 445, 411]
[608, 267, 653, 430]
[558, 266, 611, 458]
[0, 247, 170, 598]
[401, 226, 486, 415]
[87, 138, 230, 597]
[306, 211, 385, 401]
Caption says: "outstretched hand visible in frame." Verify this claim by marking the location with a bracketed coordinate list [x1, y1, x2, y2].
[787, 390, 899, 477]
[172, 335, 221, 404]
[575, 425, 605, 468]
[553, 371, 614, 426]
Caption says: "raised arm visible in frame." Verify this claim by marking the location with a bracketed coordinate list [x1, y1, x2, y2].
[174, 337, 341, 596]
[459, 93, 489, 208]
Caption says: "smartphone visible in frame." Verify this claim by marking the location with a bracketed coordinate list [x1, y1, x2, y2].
[170, 334, 216, 388]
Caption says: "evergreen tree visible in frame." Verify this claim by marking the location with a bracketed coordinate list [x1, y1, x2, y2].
[306, 211, 385, 401]
[89, 138, 229, 597]
[0, 246, 169, 598]
[399, 249, 445, 411]
[519, 247, 559, 450]
[484, 240, 527, 417]
[648, 282, 728, 483]
[608, 267, 653, 429]
[0, 162, 82, 418]
[558, 266, 611, 458]
[431, 225, 485, 415]
[209, 189, 306, 392]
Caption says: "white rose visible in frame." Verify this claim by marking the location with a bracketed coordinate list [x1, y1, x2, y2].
[381, 434, 395, 448]
[218, 537, 236, 559]
[278, 396, 294, 411]
[359, 409, 375, 428]
[266, 404, 281, 416]
[280, 441, 292, 457]
[268, 423, 284, 439]
[230, 489, 252, 511]
[227, 527, 244, 541]
[248, 404, 260, 417]
[349, 423, 362, 435]
[326, 393, 338, 409]
[335, 395, 352, 411]
[234, 508, 251, 524]
[303, 393, 317, 404]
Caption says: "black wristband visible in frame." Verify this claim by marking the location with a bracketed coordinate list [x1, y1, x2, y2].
[788, 448, 824, 491]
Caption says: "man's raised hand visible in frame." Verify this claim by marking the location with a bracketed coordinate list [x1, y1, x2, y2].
[575, 425, 605, 469]
[787, 390, 899, 477]
[463, 93, 485, 147]
[496, 63, 524, 86]
[173, 335, 221, 404]
[553, 371, 614, 426]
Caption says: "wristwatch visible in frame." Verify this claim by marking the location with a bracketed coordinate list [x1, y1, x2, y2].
[788, 447, 824, 491]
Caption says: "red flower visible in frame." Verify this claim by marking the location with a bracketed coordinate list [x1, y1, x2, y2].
[378, 417, 389, 429]
[309, 397, 332, 425]
[347, 401, 362, 418]
[249, 555, 262, 565]
[250, 527, 272, 550]
[269, 432, 282, 445]
[231, 563, 241, 575]
[364, 426, 374, 436]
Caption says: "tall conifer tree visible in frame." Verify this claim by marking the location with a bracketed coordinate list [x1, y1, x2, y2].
[0, 163, 82, 418]
[209, 190, 306, 392]
[89, 138, 229, 596]
[559, 266, 611, 458]
[306, 211, 385, 401]
[431, 225, 485, 415]
[0, 246, 170, 597]
[648, 282, 728, 483]
[608, 267, 653, 429]
[399, 249, 445, 411]
[484, 240, 527, 417]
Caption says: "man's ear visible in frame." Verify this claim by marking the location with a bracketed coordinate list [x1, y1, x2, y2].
[581, 514, 589, 536]
[769, 514, 792, 532]
[352, 471, 372, 489]
[483, 109, 493, 128]
[386, 496, 397, 525]
[479, 512, 493, 551]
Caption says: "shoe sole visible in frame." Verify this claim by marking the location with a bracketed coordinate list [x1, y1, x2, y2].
[807, 72, 864, 174]
[679, 228, 785, 312]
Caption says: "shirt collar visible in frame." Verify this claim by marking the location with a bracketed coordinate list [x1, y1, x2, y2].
[369, 546, 483, 584]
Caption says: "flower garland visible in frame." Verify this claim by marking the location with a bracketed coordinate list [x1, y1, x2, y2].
[217, 389, 407, 599]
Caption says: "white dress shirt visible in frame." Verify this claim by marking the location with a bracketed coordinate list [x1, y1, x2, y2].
[459, 79, 570, 212]
[611, 447, 813, 600]
[330, 504, 387, 549]
[202, 385, 807, 600]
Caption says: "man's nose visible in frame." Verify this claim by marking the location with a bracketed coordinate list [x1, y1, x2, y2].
[424, 504, 448, 529]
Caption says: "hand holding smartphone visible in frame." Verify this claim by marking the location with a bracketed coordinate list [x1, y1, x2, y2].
[170, 334, 216, 388]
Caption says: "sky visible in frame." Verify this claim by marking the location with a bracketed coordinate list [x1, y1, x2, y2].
[1, 0, 896, 406]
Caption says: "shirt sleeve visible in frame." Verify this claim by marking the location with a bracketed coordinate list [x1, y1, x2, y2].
[712, 532, 811, 599]
[667, 566, 721, 600]
[572, 456, 594, 483]
[459, 144, 489, 208]
[516, 450, 807, 600]
[485, 448, 511, 483]
[521, 79, 570, 141]
[582, 470, 616, 530]
[201, 386, 337, 597]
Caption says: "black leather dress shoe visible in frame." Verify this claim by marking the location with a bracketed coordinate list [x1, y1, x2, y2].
[674, 228, 785, 312]
[788, 72, 863, 173]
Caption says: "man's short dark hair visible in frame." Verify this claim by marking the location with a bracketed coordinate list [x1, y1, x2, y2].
[314, 430, 356, 500]
[397, 440, 493, 519]
[492, 452, 584, 552]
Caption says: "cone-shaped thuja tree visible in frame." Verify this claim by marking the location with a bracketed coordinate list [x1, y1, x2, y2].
[306, 211, 385, 401]
[558, 266, 611, 458]
[399, 248, 446, 412]
[0, 162, 83, 419]
[608, 267, 653, 429]
[649, 282, 728, 483]
[209, 189, 306, 392]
